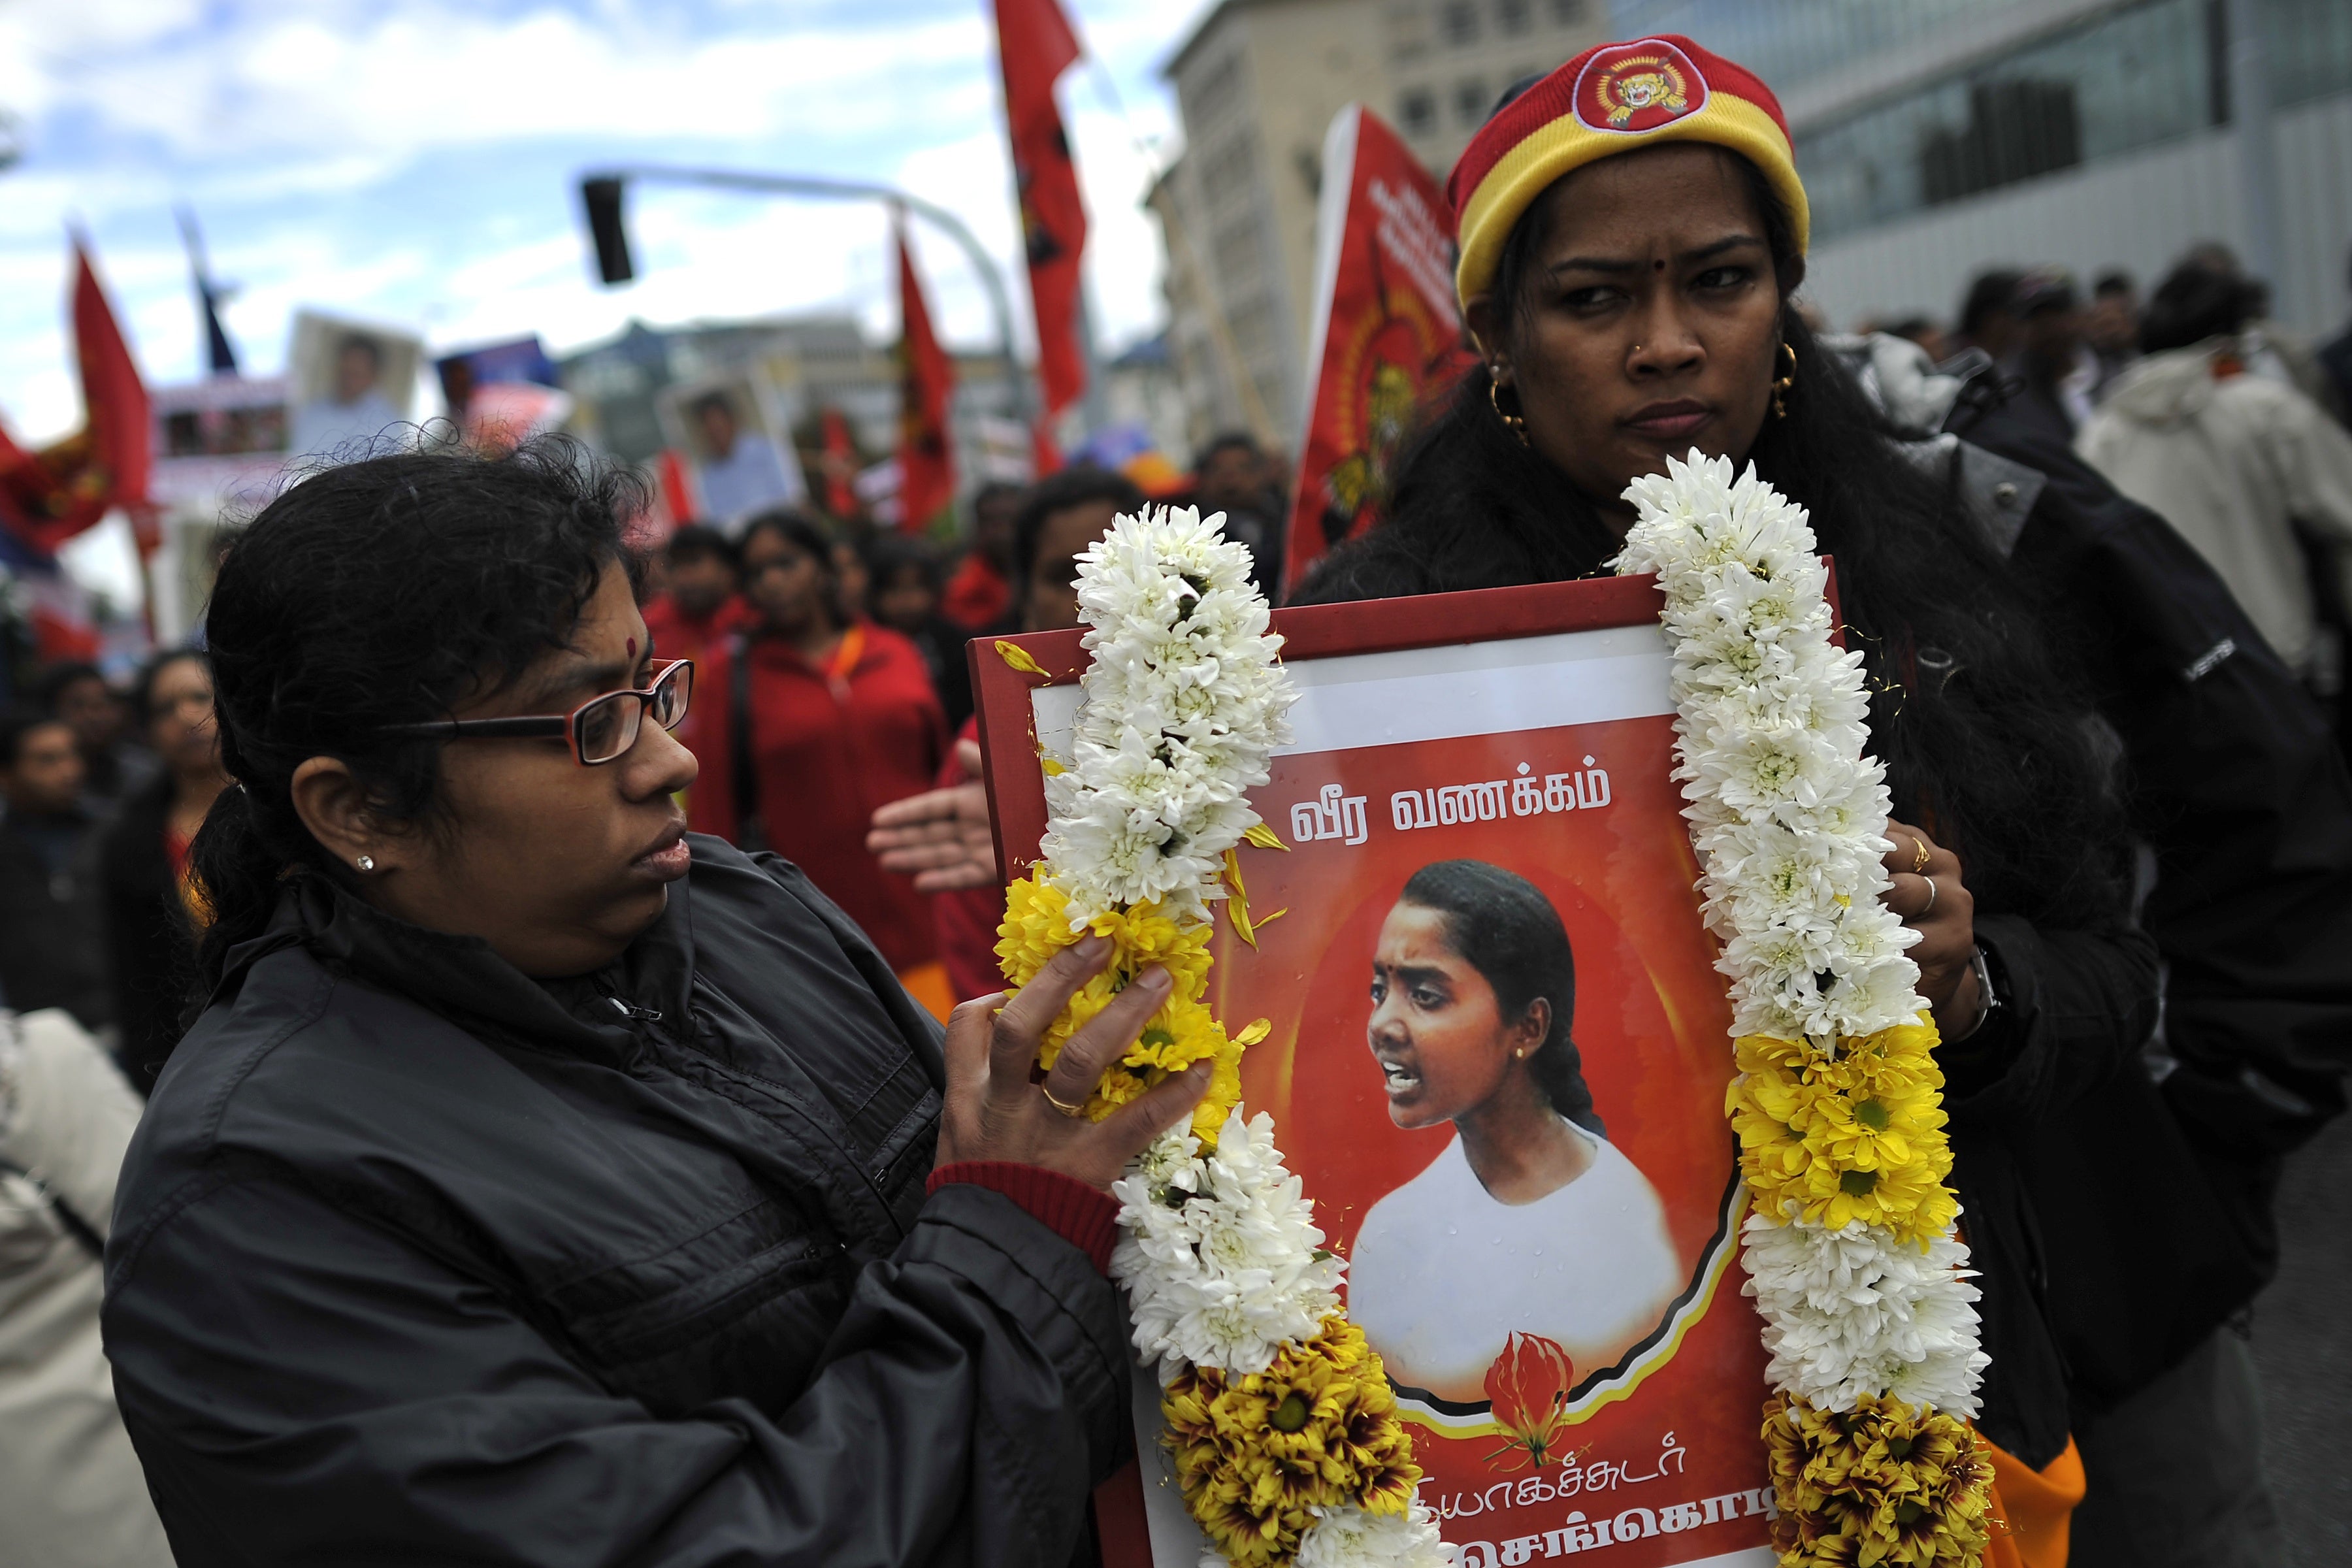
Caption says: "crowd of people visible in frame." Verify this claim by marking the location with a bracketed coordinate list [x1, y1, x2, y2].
[3, 28, 2351, 1568]
[0, 432, 1294, 1053]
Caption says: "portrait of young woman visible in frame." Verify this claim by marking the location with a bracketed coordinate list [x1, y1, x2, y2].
[1345, 859, 1681, 1404]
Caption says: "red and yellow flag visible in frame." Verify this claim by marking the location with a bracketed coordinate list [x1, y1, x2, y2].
[1, 240, 152, 557]
[1281, 106, 1476, 594]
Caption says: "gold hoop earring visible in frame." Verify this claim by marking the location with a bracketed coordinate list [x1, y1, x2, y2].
[1489, 372, 1528, 448]
[1772, 342, 1797, 419]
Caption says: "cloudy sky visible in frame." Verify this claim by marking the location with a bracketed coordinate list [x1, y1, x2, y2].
[0, 0, 1211, 444]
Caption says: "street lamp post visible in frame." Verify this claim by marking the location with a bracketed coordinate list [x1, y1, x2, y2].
[577, 164, 1036, 429]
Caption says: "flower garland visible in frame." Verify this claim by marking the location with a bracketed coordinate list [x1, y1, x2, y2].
[1612, 454, 1995, 1567]
[995, 506, 1449, 1568]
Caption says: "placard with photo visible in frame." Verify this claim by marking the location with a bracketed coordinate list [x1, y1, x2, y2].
[286, 310, 423, 459]
[975, 576, 1777, 1568]
[654, 370, 808, 531]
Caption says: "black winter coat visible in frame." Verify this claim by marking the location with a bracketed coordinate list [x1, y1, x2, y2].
[101, 838, 1129, 1567]
[1952, 396, 2352, 1416]
[0, 804, 112, 1028]
[96, 772, 199, 1092]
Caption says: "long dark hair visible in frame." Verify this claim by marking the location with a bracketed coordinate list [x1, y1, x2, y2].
[1400, 859, 1600, 1135]
[189, 437, 642, 993]
[1301, 152, 2129, 932]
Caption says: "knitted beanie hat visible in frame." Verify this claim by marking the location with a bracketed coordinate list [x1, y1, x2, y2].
[1446, 35, 1807, 306]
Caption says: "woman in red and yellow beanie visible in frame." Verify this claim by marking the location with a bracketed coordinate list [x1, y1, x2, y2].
[1294, 35, 2145, 1568]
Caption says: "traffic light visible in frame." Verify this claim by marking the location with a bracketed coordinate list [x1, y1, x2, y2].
[581, 177, 633, 286]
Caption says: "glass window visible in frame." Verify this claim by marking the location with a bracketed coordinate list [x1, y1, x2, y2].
[1400, 90, 1438, 136]
[1442, 1, 1479, 46]
[2266, 0, 2352, 107]
[1549, 0, 1588, 24]
[1496, 0, 1532, 37]
[1610, 0, 2006, 99]
[1455, 78, 1492, 126]
[1797, 0, 2219, 244]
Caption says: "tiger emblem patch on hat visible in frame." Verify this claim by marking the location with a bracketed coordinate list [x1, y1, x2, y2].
[1575, 39, 1707, 134]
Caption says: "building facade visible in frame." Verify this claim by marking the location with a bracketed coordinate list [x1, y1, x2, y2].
[1610, 0, 2352, 337]
[1151, 0, 1607, 451]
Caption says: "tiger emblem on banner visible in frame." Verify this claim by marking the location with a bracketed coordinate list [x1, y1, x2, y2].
[1573, 39, 1708, 135]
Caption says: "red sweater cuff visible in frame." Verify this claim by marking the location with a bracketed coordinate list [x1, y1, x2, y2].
[928, 1162, 1121, 1275]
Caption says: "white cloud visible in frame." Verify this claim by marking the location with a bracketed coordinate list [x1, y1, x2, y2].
[0, 0, 1209, 444]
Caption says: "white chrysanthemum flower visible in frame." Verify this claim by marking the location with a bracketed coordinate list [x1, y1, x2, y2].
[1742, 1212, 1988, 1417]
[1616, 449, 1984, 1413]
[1112, 1110, 1343, 1380]
[1290, 1501, 1452, 1568]
[1039, 506, 1296, 925]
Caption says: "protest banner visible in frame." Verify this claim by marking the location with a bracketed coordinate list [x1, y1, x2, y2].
[1282, 105, 1477, 595]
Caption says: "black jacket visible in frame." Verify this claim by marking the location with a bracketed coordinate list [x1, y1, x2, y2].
[0, 804, 112, 1028]
[96, 773, 199, 1091]
[1952, 397, 2352, 1414]
[101, 839, 1128, 1567]
[1294, 452, 2165, 1469]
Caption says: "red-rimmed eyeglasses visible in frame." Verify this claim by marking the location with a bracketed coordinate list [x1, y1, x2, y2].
[382, 659, 693, 766]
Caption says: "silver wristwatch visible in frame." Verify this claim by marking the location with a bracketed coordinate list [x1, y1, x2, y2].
[1952, 943, 2001, 1042]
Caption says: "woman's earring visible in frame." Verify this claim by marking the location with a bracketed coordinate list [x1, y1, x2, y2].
[1488, 371, 1529, 448]
[1772, 342, 1797, 419]
[355, 855, 376, 873]
[1514, 1047, 1527, 1059]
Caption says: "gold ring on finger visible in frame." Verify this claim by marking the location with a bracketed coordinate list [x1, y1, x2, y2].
[1918, 874, 1938, 918]
[1909, 836, 1932, 875]
[1041, 1083, 1088, 1119]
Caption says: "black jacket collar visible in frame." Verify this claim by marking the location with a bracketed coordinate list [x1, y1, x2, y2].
[223, 873, 698, 1066]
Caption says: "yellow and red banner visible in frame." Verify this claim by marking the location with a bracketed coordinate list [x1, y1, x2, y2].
[1281, 106, 1475, 596]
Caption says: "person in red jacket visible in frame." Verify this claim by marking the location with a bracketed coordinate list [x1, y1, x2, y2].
[688, 510, 947, 996]
[639, 525, 753, 671]
[869, 468, 1147, 1001]
[938, 481, 1024, 632]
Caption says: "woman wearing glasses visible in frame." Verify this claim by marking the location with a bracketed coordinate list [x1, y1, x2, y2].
[101, 440, 1208, 1567]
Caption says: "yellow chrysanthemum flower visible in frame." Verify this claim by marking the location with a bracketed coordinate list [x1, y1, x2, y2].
[994, 873, 1249, 1144]
[1727, 1024, 1961, 1247]
[1162, 1317, 1422, 1567]
[1763, 1392, 1992, 1568]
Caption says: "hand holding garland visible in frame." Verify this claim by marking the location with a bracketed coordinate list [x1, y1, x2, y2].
[938, 935, 1214, 1192]
[1879, 819, 1985, 1039]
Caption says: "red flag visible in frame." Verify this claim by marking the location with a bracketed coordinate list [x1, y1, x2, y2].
[992, 0, 1088, 416]
[74, 240, 154, 546]
[1281, 106, 1477, 593]
[819, 408, 860, 520]
[0, 241, 153, 557]
[896, 222, 958, 531]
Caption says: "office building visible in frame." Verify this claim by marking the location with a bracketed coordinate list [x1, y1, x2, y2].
[1151, 0, 1607, 448]
[1612, 0, 2352, 335]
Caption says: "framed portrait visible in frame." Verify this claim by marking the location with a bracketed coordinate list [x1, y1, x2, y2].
[285, 310, 423, 460]
[653, 369, 808, 531]
[975, 576, 1776, 1568]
